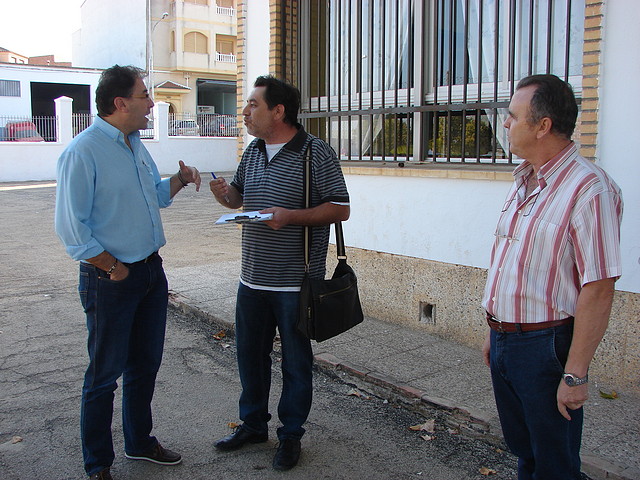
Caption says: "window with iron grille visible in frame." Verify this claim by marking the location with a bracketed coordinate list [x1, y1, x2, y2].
[296, 0, 584, 166]
[0, 80, 21, 97]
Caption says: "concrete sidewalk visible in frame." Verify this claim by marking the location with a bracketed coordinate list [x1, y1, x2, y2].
[160, 178, 640, 480]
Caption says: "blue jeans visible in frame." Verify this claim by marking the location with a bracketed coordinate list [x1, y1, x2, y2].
[235, 283, 313, 441]
[78, 255, 168, 475]
[489, 325, 583, 480]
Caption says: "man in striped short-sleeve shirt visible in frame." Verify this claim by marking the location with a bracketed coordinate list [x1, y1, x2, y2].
[482, 75, 623, 480]
[209, 76, 350, 471]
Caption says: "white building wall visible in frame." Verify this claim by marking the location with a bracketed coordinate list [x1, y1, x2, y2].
[0, 64, 103, 119]
[344, 174, 510, 269]
[241, 0, 271, 146]
[0, 98, 238, 182]
[73, 0, 147, 69]
[244, 1, 270, 90]
[0, 137, 237, 183]
[599, 0, 640, 293]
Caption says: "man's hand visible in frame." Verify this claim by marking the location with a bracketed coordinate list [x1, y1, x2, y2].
[179, 160, 201, 191]
[557, 278, 614, 420]
[260, 207, 290, 230]
[557, 381, 588, 420]
[260, 202, 349, 230]
[210, 176, 230, 202]
[108, 261, 130, 282]
[86, 252, 129, 282]
[482, 330, 491, 367]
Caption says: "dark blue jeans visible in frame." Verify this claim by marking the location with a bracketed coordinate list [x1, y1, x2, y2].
[78, 255, 168, 475]
[489, 325, 583, 480]
[235, 283, 313, 441]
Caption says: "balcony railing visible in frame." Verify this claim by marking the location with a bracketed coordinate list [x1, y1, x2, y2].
[216, 6, 235, 16]
[216, 52, 236, 63]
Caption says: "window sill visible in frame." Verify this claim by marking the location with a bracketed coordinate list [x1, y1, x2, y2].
[340, 162, 515, 182]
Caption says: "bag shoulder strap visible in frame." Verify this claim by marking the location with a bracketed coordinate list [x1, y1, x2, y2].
[302, 141, 346, 271]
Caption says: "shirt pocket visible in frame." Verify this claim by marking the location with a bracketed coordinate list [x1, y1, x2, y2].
[517, 217, 564, 271]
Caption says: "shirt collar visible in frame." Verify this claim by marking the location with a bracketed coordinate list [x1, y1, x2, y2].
[513, 142, 577, 188]
[255, 124, 308, 156]
[94, 116, 141, 146]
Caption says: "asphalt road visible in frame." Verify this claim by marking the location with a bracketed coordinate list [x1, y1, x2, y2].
[0, 182, 520, 479]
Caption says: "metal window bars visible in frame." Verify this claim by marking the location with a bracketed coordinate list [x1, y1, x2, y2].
[294, 0, 583, 166]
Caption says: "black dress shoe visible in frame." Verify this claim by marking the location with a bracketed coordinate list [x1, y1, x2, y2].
[215, 425, 268, 451]
[272, 439, 301, 471]
[89, 468, 113, 480]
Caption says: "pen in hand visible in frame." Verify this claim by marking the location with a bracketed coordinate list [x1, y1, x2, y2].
[211, 172, 231, 204]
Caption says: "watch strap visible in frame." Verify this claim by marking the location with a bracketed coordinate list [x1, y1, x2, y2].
[563, 372, 588, 386]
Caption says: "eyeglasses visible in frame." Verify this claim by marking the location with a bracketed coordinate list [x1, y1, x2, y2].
[501, 192, 539, 217]
[129, 93, 152, 100]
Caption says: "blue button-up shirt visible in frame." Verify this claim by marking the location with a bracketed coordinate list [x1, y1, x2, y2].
[55, 116, 172, 263]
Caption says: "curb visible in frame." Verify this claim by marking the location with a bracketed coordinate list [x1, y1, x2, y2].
[312, 352, 503, 446]
[167, 294, 640, 480]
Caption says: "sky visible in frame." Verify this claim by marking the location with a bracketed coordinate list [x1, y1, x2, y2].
[0, 0, 83, 62]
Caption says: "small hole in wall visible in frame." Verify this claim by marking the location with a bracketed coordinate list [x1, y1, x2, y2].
[419, 302, 435, 324]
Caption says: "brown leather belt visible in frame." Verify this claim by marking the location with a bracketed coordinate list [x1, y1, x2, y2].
[486, 313, 573, 333]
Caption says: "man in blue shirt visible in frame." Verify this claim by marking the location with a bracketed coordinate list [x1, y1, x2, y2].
[55, 65, 201, 480]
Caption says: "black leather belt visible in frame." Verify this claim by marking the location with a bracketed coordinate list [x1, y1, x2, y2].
[486, 313, 573, 333]
[123, 251, 159, 267]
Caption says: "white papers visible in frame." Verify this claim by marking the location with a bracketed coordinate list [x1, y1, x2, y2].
[215, 211, 273, 225]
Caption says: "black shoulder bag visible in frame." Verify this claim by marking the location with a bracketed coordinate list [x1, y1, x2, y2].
[297, 143, 364, 342]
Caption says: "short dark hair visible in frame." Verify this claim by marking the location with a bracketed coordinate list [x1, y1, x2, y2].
[253, 75, 300, 126]
[96, 65, 146, 117]
[516, 74, 578, 139]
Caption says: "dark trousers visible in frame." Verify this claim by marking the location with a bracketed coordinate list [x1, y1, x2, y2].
[489, 325, 583, 480]
[235, 283, 313, 440]
[78, 255, 168, 475]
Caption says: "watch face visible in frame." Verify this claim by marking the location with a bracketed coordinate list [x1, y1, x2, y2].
[563, 373, 588, 386]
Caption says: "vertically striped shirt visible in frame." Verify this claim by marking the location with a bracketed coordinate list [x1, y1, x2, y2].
[231, 126, 350, 290]
[482, 143, 623, 323]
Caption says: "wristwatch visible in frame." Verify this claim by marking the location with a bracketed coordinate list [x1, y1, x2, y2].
[563, 372, 588, 387]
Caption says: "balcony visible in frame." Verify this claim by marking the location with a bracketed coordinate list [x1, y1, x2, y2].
[170, 51, 237, 73]
[170, 2, 235, 22]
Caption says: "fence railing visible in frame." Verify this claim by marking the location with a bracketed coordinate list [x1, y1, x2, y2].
[198, 113, 240, 137]
[0, 115, 58, 142]
[1, 111, 240, 141]
[169, 112, 239, 137]
[72, 113, 93, 137]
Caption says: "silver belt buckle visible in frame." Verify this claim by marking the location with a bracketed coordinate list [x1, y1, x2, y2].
[489, 314, 506, 332]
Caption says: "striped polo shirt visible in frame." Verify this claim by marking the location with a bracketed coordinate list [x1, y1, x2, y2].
[230, 126, 350, 290]
[482, 142, 623, 323]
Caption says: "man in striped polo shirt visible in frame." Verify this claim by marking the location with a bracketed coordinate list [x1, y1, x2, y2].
[209, 76, 350, 471]
[482, 75, 623, 479]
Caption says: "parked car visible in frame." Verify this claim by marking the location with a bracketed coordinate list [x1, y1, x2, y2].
[201, 115, 240, 137]
[6, 121, 44, 142]
[168, 119, 200, 136]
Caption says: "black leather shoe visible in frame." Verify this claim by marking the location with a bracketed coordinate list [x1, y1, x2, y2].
[89, 468, 113, 480]
[272, 439, 301, 471]
[215, 425, 268, 451]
